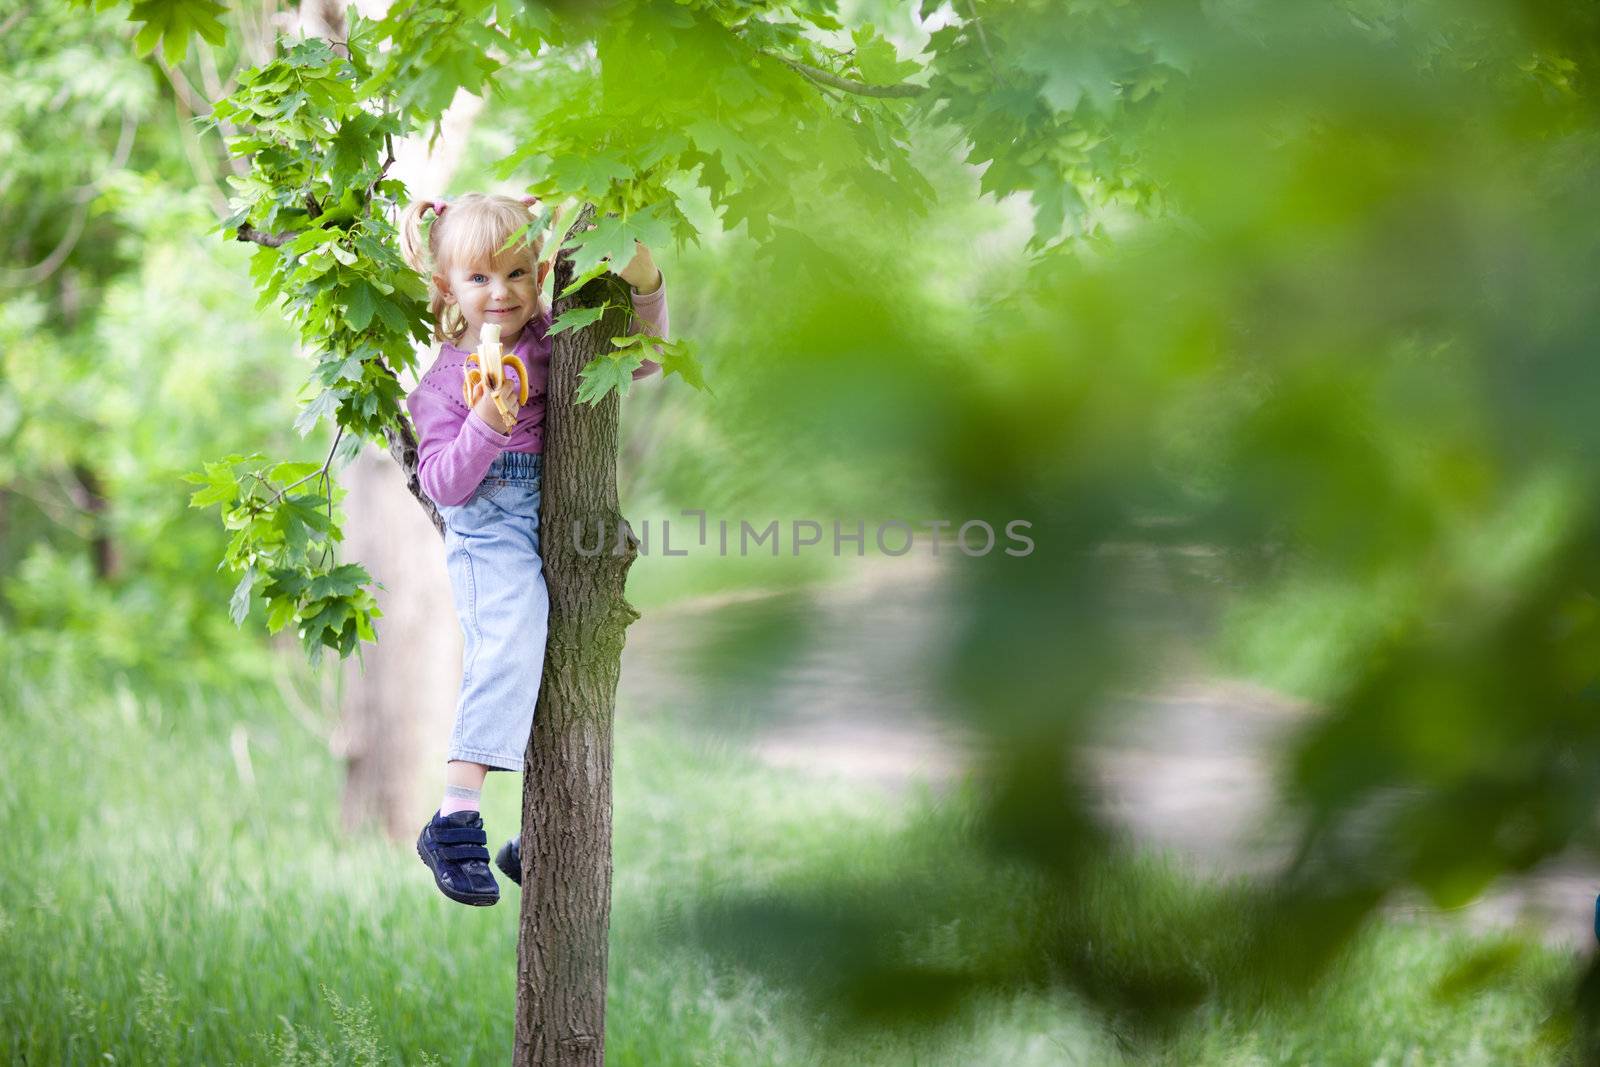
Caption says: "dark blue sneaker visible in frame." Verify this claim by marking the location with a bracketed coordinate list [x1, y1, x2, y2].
[417, 810, 499, 906]
[495, 835, 522, 886]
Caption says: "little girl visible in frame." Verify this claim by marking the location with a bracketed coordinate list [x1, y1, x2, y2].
[398, 192, 668, 906]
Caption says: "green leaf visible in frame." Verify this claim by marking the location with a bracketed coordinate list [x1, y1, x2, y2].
[301, 597, 353, 637]
[284, 492, 334, 535]
[557, 259, 612, 299]
[1025, 178, 1085, 252]
[288, 228, 333, 255]
[547, 305, 609, 336]
[575, 351, 644, 406]
[249, 244, 282, 286]
[565, 207, 673, 279]
[1015, 38, 1119, 116]
[660, 339, 711, 393]
[308, 562, 366, 600]
[268, 460, 323, 485]
[373, 295, 408, 333]
[127, 0, 228, 65]
[294, 387, 341, 437]
[685, 120, 761, 186]
[548, 154, 633, 199]
[187, 481, 235, 509]
[266, 596, 298, 635]
[229, 567, 258, 626]
[263, 568, 311, 601]
[852, 23, 920, 86]
[343, 280, 378, 331]
[185, 461, 239, 510]
[329, 115, 381, 184]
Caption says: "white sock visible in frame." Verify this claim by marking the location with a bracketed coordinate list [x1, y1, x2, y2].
[440, 783, 481, 816]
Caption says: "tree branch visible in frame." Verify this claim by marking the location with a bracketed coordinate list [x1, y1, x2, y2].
[227, 174, 332, 247]
[195, 44, 252, 179]
[4, 198, 93, 289]
[1, 111, 136, 287]
[367, 131, 395, 202]
[235, 223, 298, 247]
[383, 411, 445, 539]
[157, 53, 253, 190]
[156, 55, 212, 120]
[775, 55, 924, 98]
[168, 80, 232, 220]
[2, 477, 92, 538]
[965, 1, 1001, 79]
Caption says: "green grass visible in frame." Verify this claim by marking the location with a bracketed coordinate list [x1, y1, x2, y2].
[0, 647, 1583, 1065]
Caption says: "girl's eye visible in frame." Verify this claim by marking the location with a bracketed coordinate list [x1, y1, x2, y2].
[470, 274, 486, 283]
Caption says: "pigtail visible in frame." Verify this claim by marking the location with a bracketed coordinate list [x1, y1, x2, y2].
[397, 198, 464, 344]
[398, 198, 436, 276]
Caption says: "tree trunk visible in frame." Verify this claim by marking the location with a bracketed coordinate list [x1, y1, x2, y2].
[69, 461, 120, 582]
[513, 205, 643, 1066]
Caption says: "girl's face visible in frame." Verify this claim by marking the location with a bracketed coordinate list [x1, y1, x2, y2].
[436, 250, 547, 346]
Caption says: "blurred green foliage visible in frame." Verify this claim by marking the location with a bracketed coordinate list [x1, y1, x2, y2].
[1, 1, 319, 690]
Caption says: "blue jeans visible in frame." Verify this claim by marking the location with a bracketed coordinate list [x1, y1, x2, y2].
[436, 450, 549, 773]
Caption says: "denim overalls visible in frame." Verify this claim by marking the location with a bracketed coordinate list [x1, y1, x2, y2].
[435, 450, 549, 773]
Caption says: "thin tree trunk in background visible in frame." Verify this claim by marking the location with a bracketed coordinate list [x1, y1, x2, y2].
[55, 260, 121, 585]
[514, 205, 643, 1066]
[296, 0, 345, 41]
[68, 461, 119, 582]
[336, 445, 462, 838]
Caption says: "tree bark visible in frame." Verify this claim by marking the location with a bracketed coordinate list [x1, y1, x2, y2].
[513, 204, 643, 1066]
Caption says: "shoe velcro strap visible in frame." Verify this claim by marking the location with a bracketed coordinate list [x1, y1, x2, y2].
[433, 826, 488, 845]
[439, 843, 490, 862]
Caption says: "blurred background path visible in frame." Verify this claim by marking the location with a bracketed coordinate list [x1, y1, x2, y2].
[620, 554, 1600, 948]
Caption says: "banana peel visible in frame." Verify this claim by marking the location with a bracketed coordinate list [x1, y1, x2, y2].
[461, 322, 530, 424]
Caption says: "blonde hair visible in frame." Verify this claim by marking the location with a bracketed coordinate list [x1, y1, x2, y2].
[398, 192, 547, 346]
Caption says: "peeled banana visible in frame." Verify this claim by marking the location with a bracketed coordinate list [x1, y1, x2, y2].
[461, 322, 530, 423]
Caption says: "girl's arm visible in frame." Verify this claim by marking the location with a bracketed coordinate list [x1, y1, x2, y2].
[616, 241, 668, 382]
[405, 384, 512, 507]
[629, 273, 669, 381]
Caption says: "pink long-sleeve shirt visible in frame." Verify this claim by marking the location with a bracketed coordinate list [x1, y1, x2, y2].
[405, 278, 669, 507]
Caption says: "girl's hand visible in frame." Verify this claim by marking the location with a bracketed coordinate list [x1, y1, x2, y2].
[470, 374, 521, 434]
[613, 240, 662, 294]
